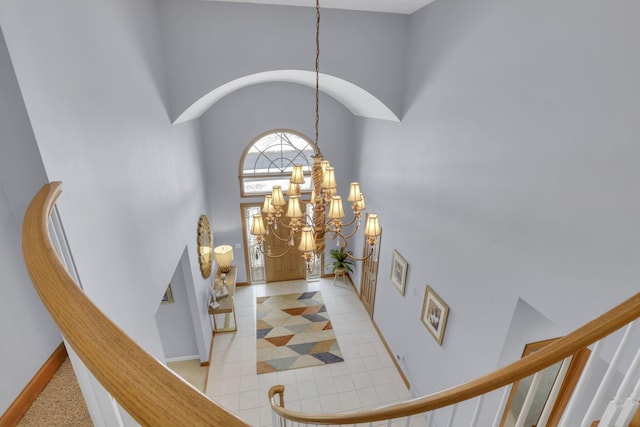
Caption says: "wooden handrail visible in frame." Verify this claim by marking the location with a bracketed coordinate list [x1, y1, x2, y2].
[269, 292, 640, 424]
[22, 183, 249, 427]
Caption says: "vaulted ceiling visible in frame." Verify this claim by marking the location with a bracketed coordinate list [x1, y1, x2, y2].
[202, 0, 435, 15]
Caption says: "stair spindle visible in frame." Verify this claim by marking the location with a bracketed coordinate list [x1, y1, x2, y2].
[581, 321, 639, 427]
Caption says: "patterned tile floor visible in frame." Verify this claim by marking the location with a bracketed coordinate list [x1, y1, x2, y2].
[204, 278, 414, 427]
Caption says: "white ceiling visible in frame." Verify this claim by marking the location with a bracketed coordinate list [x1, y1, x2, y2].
[204, 0, 435, 15]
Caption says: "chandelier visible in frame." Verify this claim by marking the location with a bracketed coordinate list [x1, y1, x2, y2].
[249, 0, 382, 272]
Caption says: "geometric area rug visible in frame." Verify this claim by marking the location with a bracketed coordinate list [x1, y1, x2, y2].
[256, 291, 344, 374]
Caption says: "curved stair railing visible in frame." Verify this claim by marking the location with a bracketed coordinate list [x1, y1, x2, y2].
[268, 293, 640, 425]
[22, 182, 249, 426]
[23, 182, 640, 427]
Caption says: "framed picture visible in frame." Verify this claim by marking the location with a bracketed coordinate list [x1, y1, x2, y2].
[390, 249, 408, 296]
[421, 286, 449, 345]
[161, 284, 174, 304]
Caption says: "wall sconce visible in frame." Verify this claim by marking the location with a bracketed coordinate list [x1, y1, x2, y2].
[213, 245, 234, 273]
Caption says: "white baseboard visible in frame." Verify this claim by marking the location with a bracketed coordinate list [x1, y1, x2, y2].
[165, 355, 200, 363]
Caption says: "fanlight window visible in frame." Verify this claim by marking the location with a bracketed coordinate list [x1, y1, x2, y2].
[240, 130, 316, 196]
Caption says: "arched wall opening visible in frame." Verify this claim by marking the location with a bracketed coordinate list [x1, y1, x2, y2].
[173, 70, 401, 124]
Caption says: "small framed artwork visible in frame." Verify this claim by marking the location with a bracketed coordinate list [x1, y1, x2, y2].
[390, 249, 408, 296]
[421, 286, 449, 345]
[161, 284, 174, 304]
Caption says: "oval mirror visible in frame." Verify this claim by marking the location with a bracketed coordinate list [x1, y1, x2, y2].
[197, 215, 213, 278]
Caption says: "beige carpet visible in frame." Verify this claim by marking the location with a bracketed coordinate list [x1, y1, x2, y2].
[167, 359, 207, 393]
[256, 291, 344, 374]
[18, 359, 92, 426]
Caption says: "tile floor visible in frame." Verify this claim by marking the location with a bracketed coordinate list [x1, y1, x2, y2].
[203, 277, 418, 427]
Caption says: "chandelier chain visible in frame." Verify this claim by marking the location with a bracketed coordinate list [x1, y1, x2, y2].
[315, 0, 320, 155]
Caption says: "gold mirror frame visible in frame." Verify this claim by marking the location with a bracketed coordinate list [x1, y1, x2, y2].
[197, 215, 213, 278]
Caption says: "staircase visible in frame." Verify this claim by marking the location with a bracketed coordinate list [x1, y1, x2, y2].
[22, 182, 640, 427]
[267, 302, 640, 426]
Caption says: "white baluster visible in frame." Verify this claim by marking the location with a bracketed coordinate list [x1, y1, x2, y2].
[600, 340, 640, 426]
[470, 394, 485, 427]
[492, 386, 511, 427]
[614, 375, 640, 426]
[538, 357, 572, 426]
[446, 404, 457, 427]
[560, 340, 602, 426]
[427, 411, 435, 426]
[515, 371, 543, 427]
[581, 321, 639, 427]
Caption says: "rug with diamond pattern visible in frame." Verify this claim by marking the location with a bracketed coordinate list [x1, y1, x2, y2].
[256, 291, 344, 374]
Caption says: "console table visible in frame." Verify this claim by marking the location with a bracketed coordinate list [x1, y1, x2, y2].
[208, 266, 237, 333]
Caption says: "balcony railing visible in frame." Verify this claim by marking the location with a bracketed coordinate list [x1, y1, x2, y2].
[22, 182, 249, 426]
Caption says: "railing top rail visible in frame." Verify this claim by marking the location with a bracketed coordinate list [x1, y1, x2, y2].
[269, 291, 640, 424]
[22, 183, 249, 427]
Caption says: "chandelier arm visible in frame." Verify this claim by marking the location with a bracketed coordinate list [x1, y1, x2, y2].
[273, 216, 299, 232]
[326, 227, 377, 261]
[254, 243, 294, 259]
[326, 220, 360, 241]
[340, 224, 360, 240]
[267, 223, 293, 243]
[326, 229, 349, 248]
[302, 212, 323, 233]
[339, 212, 360, 229]
[344, 248, 376, 262]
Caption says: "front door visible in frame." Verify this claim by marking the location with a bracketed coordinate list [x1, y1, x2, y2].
[264, 221, 305, 282]
[241, 205, 307, 284]
[360, 230, 381, 318]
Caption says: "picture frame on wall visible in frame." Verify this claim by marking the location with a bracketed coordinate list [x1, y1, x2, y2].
[421, 286, 449, 345]
[161, 284, 174, 304]
[390, 249, 408, 296]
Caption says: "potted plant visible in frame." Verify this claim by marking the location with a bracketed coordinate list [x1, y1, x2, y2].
[329, 247, 355, 274]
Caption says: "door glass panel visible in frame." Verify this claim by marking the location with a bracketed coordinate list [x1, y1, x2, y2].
[500, 338, 589, 427]
[244, 206, 265, 284]
[305, 202, 321, 280]
[503, 360, 563, 426]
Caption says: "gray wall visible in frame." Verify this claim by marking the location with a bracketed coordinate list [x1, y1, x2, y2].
[156, 254, 200, 360]
[0, 28, 62, 416]
[355, 0, 640, 415]
[0, 0, 214, 418]
[0, 0, 212, 355]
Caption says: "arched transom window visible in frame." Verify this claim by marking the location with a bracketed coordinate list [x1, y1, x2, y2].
[239, 130, 316, 196]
